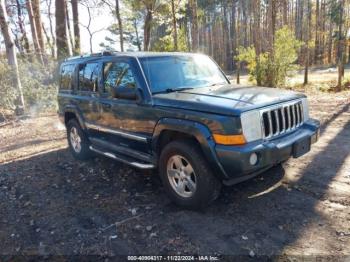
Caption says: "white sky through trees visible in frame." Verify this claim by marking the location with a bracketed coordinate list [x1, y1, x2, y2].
[0, 1, 121, 55]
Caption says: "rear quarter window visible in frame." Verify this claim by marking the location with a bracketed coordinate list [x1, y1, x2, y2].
[60, 64, 75, 90]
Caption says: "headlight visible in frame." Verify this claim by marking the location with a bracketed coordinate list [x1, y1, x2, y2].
[301, 98, 310, 121]
[240, 110, 263, 142]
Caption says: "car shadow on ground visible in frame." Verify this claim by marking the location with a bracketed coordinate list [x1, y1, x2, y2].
[0, 147, 286, 256]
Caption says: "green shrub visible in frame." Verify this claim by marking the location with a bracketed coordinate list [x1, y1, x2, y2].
[0, 58, 58, 116]
[153, 27, 189, 52]
[0, 61, 17, 111]
[236, 27, 302, 87]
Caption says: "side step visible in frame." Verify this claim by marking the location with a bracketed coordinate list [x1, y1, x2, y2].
[89, 146, 155, 169]
[89, 137, 153, 163]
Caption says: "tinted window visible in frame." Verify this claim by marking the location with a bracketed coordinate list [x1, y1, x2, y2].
[78, 63, 99, 92]
[60, 64, 75, 90]
[103, 62, 136, 94]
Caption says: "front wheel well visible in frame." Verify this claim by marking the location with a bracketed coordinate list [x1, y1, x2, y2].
[157, 130, 201, 155]
[64, 112, 77, 126]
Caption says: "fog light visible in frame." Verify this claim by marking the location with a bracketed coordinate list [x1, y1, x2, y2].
[249, 153, 258, 166]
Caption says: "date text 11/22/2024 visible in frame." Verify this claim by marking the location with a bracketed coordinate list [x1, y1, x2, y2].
[127, 255, 220, 261]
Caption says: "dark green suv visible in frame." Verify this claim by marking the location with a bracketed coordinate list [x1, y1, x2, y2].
[57, 51, 320, 208]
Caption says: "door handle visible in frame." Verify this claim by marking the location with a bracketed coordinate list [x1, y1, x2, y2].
[101, 102, 112, 109]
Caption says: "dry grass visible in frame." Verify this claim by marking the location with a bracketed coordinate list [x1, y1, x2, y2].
[233, 66, 350, 94]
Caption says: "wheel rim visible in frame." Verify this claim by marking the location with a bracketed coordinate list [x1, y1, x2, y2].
[167, 155, 197, 198]
[70, 127, 82, 153]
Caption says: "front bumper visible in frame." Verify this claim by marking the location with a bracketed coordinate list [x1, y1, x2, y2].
[216, 118, 320, 184]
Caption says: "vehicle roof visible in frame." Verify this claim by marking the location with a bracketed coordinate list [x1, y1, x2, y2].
[62, 51, 201, 64]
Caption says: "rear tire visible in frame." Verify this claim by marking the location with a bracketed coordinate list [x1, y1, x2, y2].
[159, 139, 221, 209]
[66, 119, 92, 160]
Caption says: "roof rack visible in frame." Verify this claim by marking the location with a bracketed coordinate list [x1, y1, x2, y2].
[65, 50, 119, 61]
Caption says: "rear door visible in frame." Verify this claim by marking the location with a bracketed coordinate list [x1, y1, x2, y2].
[58, 63, 76, 114]
[75, 62, 101, 136]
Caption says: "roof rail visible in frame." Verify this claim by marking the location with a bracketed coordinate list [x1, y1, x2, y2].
[64, 50, 119, 61]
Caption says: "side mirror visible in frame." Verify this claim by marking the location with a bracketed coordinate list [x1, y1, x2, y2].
[113, 86, 143, 102]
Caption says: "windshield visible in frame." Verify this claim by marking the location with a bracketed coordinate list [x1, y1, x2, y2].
[139, 54, 228, 94]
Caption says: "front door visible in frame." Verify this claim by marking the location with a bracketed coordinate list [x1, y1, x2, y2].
[96, 58, 153, 154]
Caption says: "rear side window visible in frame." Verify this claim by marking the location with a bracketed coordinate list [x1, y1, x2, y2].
[60, 64, 75, 90]
[78, 63, 99, 92]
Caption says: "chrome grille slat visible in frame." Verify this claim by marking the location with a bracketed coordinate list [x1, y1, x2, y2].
[296, 104, 300, 127]
[292, 105, 296, 129]
[300, 103, 304, 122]
[261, 101, 304, 140]
[267, 111, 273, 138]
[287, 106, 291, 130]
[281, 108, 286, 133]
[274, 110, 280, 135]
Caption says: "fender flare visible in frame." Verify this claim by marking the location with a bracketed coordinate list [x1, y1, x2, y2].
[63, 105, 87, 130]
[152, 118, 228, 180]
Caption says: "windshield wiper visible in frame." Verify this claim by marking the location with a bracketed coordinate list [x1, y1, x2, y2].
[153, 87, 194, 94]
[208, 82, 227, 87]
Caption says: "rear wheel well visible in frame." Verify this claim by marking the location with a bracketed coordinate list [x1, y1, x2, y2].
[157, 130, 201, 155]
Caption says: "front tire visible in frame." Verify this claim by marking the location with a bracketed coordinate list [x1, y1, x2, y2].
[159, 139, 221, 209]
[66, 119, 92, 160]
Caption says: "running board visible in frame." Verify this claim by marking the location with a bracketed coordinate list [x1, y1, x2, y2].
[89, 146, 155, 169]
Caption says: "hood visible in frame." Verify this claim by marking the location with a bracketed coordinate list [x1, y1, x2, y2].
[152, 84, 305, 116]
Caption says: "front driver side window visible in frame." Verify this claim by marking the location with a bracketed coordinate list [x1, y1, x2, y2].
[103, 62, 136, 95]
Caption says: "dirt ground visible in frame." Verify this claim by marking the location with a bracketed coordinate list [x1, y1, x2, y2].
[0, 90, 349, 259]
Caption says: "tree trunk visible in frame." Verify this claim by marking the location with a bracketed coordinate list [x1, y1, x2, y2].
[42, 23, 54, 58]
[46, 0, 56, 58]
[304, 49, 309, 85]
[143, 9, 152, 51]
[266, 0, 276, 87]
[314, 0, 320, 64]
[171, 0, 178, 51]
[304, 0, 311, 85]
[327, 24, 333, 64]
[26, 0, 43, 63]
[242, 1, 248, 47]
[0, 0, 25, 112]
[115, 0, 124, 52]
[269, 0, 276, 49]
[222, 0, 230, 70]
[89, 33, 93, 53]
[15, 0, 30, 54]
[65, 1, 74, 55]
[231, 2, 237, 70]
[32, 0, 45, 52]
[189, 0, 198, 51]
[282, 0, 288, 26]
[337, 0, 345, 90]
[133, 18, 141, 51]
[296, 0, 303, 41]
[71, 0, 80, 54]
[55, 0, 69, 59]
[253, 0, 261, 55]
[209, 17, 213, 56]
[321, 0, 326, 63]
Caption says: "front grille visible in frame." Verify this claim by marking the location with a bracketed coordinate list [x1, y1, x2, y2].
[261, 101, 304, 139]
